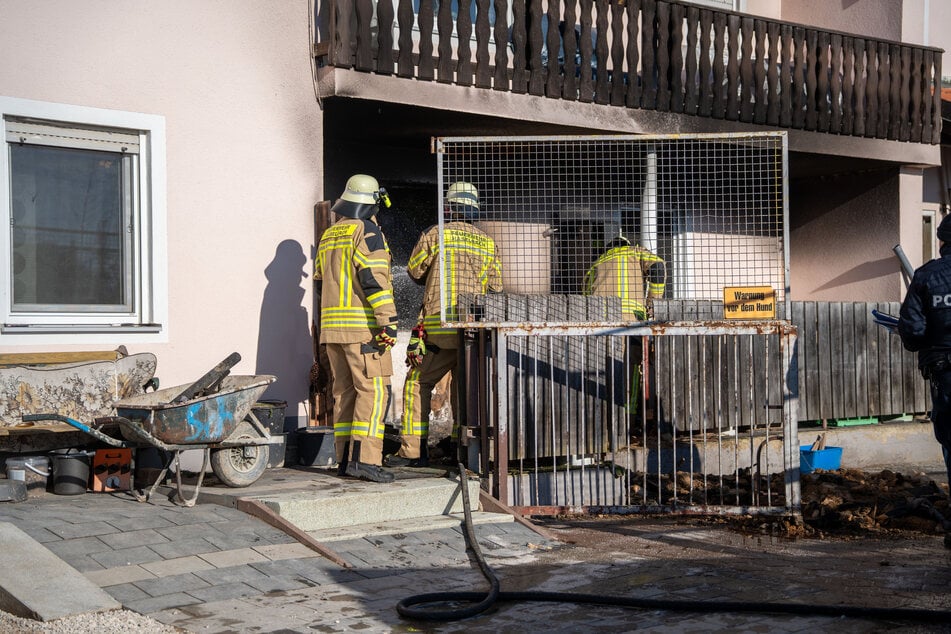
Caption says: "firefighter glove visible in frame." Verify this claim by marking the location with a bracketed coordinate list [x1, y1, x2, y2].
[374, 325, 397, 351]
[406, 324, 427, 367]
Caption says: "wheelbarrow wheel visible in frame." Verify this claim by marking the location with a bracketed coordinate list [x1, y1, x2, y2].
[209, 421, 269, 488]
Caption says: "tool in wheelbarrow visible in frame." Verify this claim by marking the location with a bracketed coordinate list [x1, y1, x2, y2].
[22, 357, 274, 507]
[170, 351, 241, 403]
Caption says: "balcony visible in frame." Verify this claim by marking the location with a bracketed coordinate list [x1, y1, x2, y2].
[322, 0, 942, 144]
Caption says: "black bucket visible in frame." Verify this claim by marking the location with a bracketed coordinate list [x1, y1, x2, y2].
[297, 427, 335, 467]
[50, 449, 92, 495]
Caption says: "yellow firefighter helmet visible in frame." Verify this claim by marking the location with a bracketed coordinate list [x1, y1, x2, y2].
[332, 174, 390, 219]
[446, 181, 480, 218]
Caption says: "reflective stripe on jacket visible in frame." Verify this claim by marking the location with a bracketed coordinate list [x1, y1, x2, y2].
[408, 221, 502, 348]
[583, 245, 665, 320]
[315, 217, 397, 344]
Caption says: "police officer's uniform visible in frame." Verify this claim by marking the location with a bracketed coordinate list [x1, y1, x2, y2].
[898, 215, 951, 493]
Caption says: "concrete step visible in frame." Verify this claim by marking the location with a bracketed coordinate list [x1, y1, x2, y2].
[314, 511, 515, 542]
[237, 472, 483, 532]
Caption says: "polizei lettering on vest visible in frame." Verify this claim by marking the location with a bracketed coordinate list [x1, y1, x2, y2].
[932, 294, 951, 307]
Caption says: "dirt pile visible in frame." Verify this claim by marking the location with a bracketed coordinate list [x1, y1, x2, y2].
[728, 468, 951, 540]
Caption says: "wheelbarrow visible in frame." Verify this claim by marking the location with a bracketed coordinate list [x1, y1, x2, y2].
[23, 353, 276, 506]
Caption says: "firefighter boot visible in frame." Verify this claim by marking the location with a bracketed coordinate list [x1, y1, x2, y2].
[335, 440, 350, 477]
[346, 440, 395, 483]
[386, 439, 429, 468]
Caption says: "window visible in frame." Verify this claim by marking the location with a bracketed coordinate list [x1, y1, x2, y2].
[923, 208, 939, 263]
[1, 97, 167, 342]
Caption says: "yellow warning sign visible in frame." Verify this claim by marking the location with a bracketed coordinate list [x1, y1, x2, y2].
[724, 286, 776, 319]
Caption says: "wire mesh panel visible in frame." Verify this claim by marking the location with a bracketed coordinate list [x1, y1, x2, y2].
[490, 324, 799, 515]
[437, 133, 787, 326]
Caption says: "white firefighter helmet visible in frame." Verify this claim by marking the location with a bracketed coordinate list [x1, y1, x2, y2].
[446, 181, 480, 218]
[332, 174, 389, 219]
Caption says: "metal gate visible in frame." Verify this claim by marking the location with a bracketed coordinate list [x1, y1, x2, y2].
[436, 133, 798, 515]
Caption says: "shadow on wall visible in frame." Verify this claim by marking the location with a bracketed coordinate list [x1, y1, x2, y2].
[255, 239, 314, 431]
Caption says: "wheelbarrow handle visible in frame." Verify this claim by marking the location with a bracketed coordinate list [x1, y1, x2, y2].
[169, 352, 241, 404]
[22, 413, 129, 448]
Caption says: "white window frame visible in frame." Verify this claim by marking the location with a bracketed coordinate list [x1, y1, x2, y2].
[0, 96, 168, 345]
[923, 206, 940, 263]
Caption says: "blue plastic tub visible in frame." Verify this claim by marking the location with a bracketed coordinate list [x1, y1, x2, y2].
[799, 446, 843, 474]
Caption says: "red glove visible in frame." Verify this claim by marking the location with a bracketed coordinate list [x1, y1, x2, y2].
[374, 325, 397, 351]
[406, 324, 427, 367]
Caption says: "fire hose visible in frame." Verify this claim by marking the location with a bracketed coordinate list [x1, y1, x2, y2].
[396, 462, 951, 624]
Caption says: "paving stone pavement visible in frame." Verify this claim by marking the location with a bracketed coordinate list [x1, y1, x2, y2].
[1, 479, 950, 633]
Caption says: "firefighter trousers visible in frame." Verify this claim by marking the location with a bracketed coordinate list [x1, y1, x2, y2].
[326, 341, 392, 467]
[398, 345, 459, 459]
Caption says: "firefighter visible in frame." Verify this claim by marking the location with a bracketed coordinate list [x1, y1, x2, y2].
[315, 174, 398, 483]
[898, 214, 951, 534]
[583, 234, 666, 321]
[388, 182, 503, 467]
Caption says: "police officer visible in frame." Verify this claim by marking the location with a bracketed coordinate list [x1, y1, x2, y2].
[388, 182, 503, 467]
[898, 214, 951, 513]
[583, 234, 666, 320]
[315, 174, 398, 483]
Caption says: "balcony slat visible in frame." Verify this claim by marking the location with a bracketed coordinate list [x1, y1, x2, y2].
[437, 0, 453, 82]
[911, 47, 923, 143]
[779, 24, 792, 127]
[739, 17, 754, 122]
[900, 45, 912, 142]
[711, 11, 726, 118]
[725, 14, 739, 120]
[418, 0, 435, 80]
[493, 0, 509, 90]
[853, 39, 867, 136]
[792, 27, 806, 128]
[611, 0, 627, 107]
[805, 29, 818, 130]
[931, 52, 941, 144]
[865, 40, 879, 138]
[579, 0, 595, 102]
[922, 49, 934, 142]
[595, 0, 611, 104]
[766, 22, 780, 125]
[511, 0, 528, 93]
[830, 34, 842, 133]
[332, 0, 355, 69]
[528, 0, 545, 96]
[888, 44, 901, 139]
[396, 0, 414, 77]
[475, 0, 491, 88]
[817, 31, 830, 132]
[669, 2, 685, 113]
[655, 1, 671, 110]
[546, 0, 563, 98]
[875, 41, 889, 138]
[841, 36, 854, 134]
[641, 0, 657, 109]
[456, 0, 473, 85]
[753, 19, 768, 125]
[376, 0, 394, 73]
[563, 0, 579, 99]
[355, 0, 374, 71]
[684, 6, 700, 115]
[626, 0, 643, 109]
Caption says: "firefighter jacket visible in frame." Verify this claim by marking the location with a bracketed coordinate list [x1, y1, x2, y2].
[899, 244, 951, 370]
[408, 221, 503, 349]
[583, 244, 666, 320]
[315, 216, 398, 344]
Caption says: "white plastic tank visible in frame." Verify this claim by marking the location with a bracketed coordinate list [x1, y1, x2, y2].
[476, 220, 552, 294]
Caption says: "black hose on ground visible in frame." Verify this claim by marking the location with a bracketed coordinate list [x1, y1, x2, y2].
[396, 463, 951, 624]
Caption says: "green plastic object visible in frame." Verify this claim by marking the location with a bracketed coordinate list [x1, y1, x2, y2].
[831, 417, 878, 427]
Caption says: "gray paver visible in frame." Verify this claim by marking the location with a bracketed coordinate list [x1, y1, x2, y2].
[133, 571, 211, 597]
[90, 545, 161, 568]
[147, 536, 218, 559]
[46, 520, 119, 539]
[123, 592, 202, 615]
[97, 527, 170, 550]
[186, 581, 259, 603]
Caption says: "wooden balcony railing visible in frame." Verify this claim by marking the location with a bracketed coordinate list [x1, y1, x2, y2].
[326, 0, 943, 144]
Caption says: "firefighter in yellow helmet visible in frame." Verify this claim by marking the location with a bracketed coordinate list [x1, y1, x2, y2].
[583, 234, 665, 320]
[315, 174, 398, 483]
[387, 182, 503, 467]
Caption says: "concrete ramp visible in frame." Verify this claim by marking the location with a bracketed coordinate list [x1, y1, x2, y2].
[0, 522, 120, 621]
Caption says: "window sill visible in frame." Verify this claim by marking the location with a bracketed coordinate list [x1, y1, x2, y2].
[1, 324, 163, 335]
